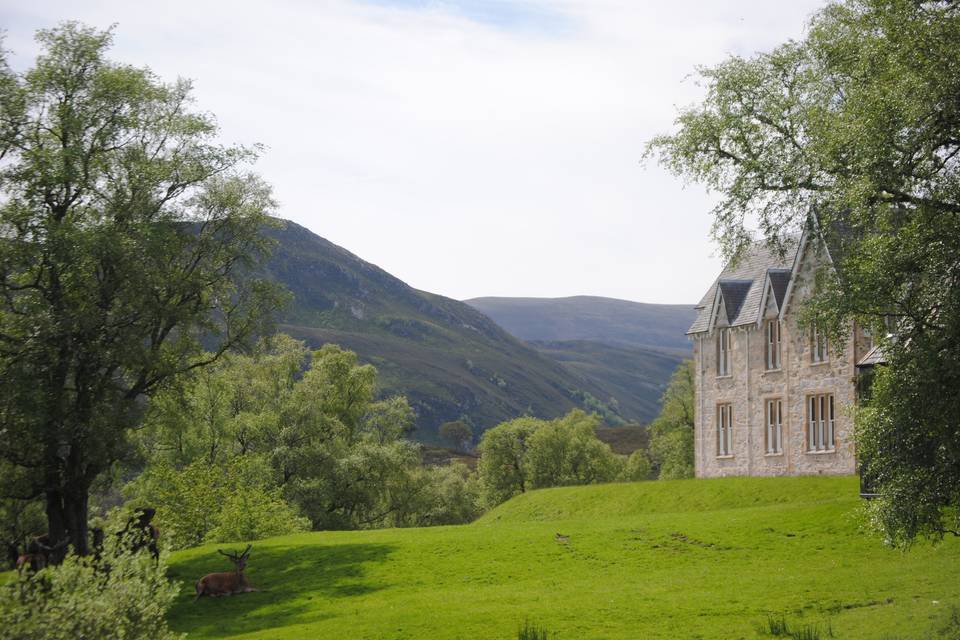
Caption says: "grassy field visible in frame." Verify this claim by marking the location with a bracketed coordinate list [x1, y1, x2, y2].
[166, 476, 959, 639]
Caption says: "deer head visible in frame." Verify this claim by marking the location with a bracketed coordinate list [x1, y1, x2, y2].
[218, 544, 252, 573]
[195, 544, 257, 601]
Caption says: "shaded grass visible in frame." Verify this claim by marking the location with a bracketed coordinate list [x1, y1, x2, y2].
[167, 476, 960, 639]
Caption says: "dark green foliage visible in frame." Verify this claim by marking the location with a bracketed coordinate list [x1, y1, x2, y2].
[139, 335, 481, 537]
[438, 420, 473, 451]
[477, 410, 624, 507]
[0, 23, 281, 555]
[649, 0, 960, 542]
[648, 361, 695, 479]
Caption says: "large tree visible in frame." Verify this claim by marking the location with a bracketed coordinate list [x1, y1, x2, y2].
[648, 360, 694, 480]
[648, 0, 960, 544]
[0, 23, 282, 554]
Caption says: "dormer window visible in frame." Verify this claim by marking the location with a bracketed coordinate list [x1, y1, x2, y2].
[765, 319, 781, 370]
[716, 328, 731, 376]
[811, 323, 828, 363]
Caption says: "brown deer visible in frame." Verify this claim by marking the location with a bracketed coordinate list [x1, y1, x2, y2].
[15, 552, 46, 576]
[194, 544, 258, 601]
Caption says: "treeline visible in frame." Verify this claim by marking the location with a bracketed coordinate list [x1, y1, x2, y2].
[0, 336, 696, 558]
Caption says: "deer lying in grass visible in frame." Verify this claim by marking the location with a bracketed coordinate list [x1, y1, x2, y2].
[195, 544, 258, 601]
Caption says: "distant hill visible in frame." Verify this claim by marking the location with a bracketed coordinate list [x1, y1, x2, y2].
[531, 340, 684, 422]
[464, 296, 696, 352]
[259, 221, 623, 439]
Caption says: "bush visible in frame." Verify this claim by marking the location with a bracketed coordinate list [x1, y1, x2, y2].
[525, 411, 621, 489]
[0, 541, 180, 640]
[405, 463, 482, 526]
[127, 456, 307, 549]
[205, 485, 310, 543]
[619, 449, 652, 482]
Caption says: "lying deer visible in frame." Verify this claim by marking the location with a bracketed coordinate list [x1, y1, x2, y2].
[195, 544, 258, 601]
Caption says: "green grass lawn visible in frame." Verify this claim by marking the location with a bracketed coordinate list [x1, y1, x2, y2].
[166, 476, 960, 639]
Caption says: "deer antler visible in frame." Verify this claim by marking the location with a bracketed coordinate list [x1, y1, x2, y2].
[241, 544, 252, 558]
[217, 549, 237, 560]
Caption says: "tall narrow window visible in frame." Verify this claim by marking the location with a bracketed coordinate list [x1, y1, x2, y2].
[811, 323, 828, 363]
[765, 320, 781, 370]
[765, 399, 783, 454]
[806, 393, 835, 451]
[717, 403, 733, 456]
[716, 328, 731, 376]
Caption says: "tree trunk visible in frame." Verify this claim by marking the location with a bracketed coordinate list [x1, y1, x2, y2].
[64, 489, 89, 556]
[44, 489, 67, 545]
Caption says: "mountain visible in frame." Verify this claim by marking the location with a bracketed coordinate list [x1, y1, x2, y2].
[531, 340, 684, 422]
[259, 221, 622, 440]
[463, 296, 696, 353]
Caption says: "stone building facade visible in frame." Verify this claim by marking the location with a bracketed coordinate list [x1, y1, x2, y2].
[688, 229, 873, 477]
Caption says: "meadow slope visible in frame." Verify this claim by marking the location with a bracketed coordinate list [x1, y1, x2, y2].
[167, 477, 960, 639]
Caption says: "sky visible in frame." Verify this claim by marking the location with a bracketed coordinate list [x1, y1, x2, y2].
[2, 0, 827, 304]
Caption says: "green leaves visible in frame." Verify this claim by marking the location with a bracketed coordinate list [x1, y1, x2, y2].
[648, 360, 695, 480]
[477, 410, 625, 507]
[0, 22, 281, 552]
[649, 1, 960, 542]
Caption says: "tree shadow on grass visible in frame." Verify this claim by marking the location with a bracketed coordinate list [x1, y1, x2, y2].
[166, 541, 396, 638]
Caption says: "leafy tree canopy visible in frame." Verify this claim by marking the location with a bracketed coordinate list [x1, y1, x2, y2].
[0, 23, 282, 554]
[648, 0, 960, 543]
[648, 360, 695, 480]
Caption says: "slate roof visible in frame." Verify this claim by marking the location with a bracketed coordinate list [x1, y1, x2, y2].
[767, 268, 792, 309]
[687, 239, 799, 335]
[717, 280, 753, 323]
[856, 345, 887, 367]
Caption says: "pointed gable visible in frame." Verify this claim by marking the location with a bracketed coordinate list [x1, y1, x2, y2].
[688, 238, 799, 335]
[717, 280, 752, 324]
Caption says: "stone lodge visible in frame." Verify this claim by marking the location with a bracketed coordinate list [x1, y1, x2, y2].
[687, 226, 875, 477]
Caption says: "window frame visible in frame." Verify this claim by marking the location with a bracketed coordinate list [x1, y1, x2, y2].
[716, 403, 733, 457]
[716, 328, 732, 377]
[806, 393, 835, 452]
[765, 398, 783, 455]
[765, 319, 782, 371]
[811, 323, 829, 364]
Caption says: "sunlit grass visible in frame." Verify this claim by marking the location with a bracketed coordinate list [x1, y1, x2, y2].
[167, 476, 959, 639]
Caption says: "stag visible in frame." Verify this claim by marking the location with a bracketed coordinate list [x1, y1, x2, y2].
[195, 545, 258, 601]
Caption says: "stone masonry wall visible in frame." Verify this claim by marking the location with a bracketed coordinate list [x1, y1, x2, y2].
[693, 240, 858, 478]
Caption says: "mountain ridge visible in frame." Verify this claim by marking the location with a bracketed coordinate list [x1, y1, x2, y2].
[464, 295, 696, 352]
[259, 220, 625, 438]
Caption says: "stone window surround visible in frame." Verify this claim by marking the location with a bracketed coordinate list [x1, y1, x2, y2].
[804, 391, 836, 454]
[764, 319, 782, 371]
[764, 396, 784, 456]
[716, 402, 733, 458]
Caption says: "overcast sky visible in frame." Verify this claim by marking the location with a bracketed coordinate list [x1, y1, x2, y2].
[3, 0, 827, 304]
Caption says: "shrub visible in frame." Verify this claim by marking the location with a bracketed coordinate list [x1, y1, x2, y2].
[0, 541, 180, 640]
[619, 449, 653, 482]
[205, 485, 310, 543]
[126, 456, 307, 549]
[525, 410, 621, 490]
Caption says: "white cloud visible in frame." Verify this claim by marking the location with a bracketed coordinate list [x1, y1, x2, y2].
[2, 0, 826, 303]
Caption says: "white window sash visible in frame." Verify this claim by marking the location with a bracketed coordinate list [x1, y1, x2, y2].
[775, 401, 782, 452]
[828, 395, 835, 450]
[808, 396, 817, 450]
[818, 395, 826, 450]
